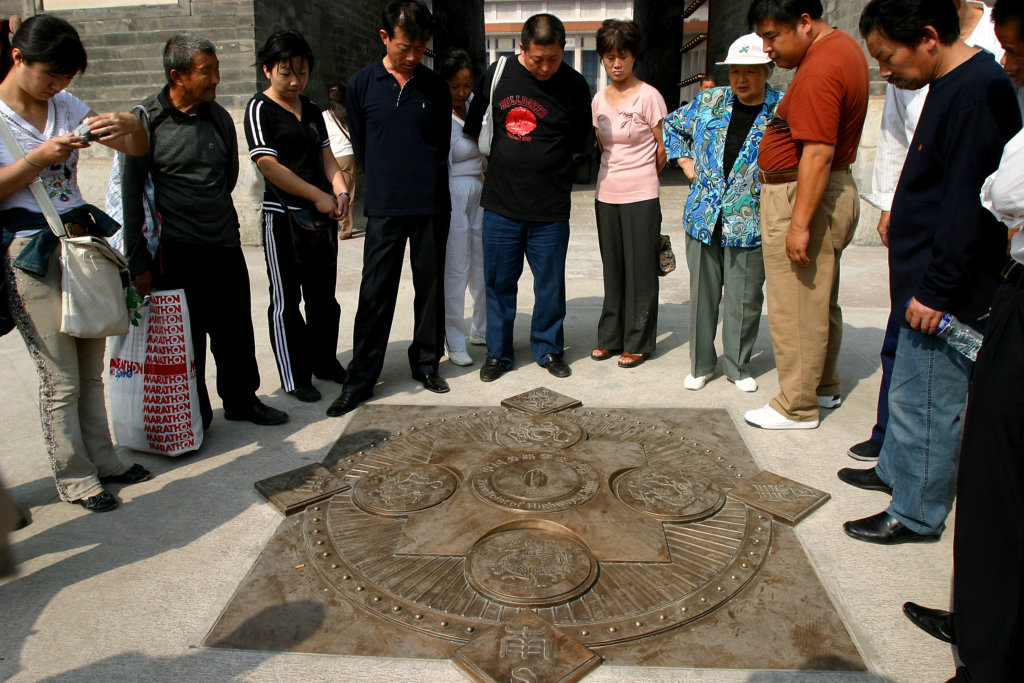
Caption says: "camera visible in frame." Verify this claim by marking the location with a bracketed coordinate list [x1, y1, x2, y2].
[73, 122, 100, 143]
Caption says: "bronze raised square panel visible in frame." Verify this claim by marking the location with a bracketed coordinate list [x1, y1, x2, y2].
[254, 463, 349, 515]
[728, 470, 831, 525]
[500, 387, 582, 415]
[453, 609, 601, 683]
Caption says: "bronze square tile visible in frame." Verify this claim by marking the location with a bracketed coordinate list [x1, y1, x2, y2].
[453, 610, 601, 683]
[254, 464, 350, 516]
[501, 387, 582, 415]
[728, 470, 831, 525]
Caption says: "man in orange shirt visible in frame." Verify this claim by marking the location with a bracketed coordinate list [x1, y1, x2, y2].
[743, 0, 869, 430]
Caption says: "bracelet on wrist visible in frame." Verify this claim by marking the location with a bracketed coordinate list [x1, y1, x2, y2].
[23, 155, 45, 169]
[338, 192, 350, 198]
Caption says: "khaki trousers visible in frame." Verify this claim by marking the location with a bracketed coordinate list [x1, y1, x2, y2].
[6, 239, 125, 501]
[335, 154, 357, 237]
[761, 169, 859, 421]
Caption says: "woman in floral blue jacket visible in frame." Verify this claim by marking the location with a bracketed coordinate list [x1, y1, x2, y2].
[663, 33, 783, 393]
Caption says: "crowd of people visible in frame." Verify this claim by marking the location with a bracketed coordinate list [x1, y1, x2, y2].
[2, 0, 1024, 678]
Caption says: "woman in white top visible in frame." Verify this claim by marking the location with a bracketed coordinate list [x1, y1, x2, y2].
[0, 15, 150, 513]
[441, 48, 486, 367]
[323, 82, 356, 239]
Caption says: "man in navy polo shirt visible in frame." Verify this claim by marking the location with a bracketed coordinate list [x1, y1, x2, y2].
[327, 0, 452, 417]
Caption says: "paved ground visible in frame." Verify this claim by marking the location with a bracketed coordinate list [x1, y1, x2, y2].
[0, 178, 958, 682]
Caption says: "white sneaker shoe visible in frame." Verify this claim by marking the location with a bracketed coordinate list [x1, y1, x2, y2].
[684, 372, 714, 390]
[448, 349, 473, 366]
[818, 394, 841, 409]
[732, 377, 758, 393]
[468, 333, 486, 346]
[744, 403, 819, 430]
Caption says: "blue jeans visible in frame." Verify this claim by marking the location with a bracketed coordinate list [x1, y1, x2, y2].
[482, 210, 569, 367]
[875, 326, 972, 535]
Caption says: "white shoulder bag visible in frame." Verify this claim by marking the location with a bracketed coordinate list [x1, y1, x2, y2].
[0, 114, 130, 338]
[477, 55, 507, 157]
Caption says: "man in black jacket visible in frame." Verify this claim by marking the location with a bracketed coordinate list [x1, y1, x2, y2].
[122, 34, 288, 429]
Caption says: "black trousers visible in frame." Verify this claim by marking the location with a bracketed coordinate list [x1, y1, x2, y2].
[153, 241, 260, 419]
[262, 211, 342, 392]
[952, 280, 1024, 681]
[343, 213, 449, 396]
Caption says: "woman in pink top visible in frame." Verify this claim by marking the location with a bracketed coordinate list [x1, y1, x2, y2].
[591, 19, 667, 368]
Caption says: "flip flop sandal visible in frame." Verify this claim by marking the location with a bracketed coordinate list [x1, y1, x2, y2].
[591, 347, 621, 361]
[618, 352, 648, 368]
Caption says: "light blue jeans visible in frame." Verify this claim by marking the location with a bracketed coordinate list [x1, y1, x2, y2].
[875, 326, 972, 535]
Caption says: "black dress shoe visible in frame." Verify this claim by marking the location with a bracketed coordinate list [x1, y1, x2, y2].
[313, 364, 348, 385]
[100, 463, 152, 485]
[903, 602, 956, 644]
[480, 357, 507, 382]
[288, 385, 322, 402]
[224, 401, 290, 426]
[837, 467, 893, 494]
[843, 511, 941, 545]
[72, 490, 118, 513]
[326, 390, 372, 417]
[848, 438, 882, 461]
[539, 353, 571, 378]
[413, 372, 450, 394]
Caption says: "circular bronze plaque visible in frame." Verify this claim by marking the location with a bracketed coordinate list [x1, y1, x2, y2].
[495, 414, 584, 451]
[464, 528, 598, 607]
[472, 453, 599, 513]
[614, 465, 725, 522]
[352, 464, 458, 517]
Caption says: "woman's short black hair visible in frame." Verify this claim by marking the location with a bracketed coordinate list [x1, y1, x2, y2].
[595, 19, 644, 59]
[859, 0, 960, 47]
[256, 30, 314, 74]
[439, 47, 475, 81]
[382, 0, 433, 42]
[5, 14, 87, 80]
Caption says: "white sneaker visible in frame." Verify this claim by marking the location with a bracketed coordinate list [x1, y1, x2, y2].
[732, 377, 758, 393]
[744, 404, 819, 430]
[818, 394, 841, 409]
[684, 372, 714, 390]
[468, 333, 486, 346]
[448, 349, 473, 366]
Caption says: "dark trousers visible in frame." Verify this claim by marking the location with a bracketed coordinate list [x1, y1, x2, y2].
[262, 211, 342, 392]
[951, 281, 1024, 682]
[870, 312, 900, 443]
[594, 198, 660, 356]
[343, 213, 449, 395]
[153, 241, 260, 418]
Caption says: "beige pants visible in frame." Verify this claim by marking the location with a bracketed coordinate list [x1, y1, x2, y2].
[335, 155, 357, 237]
[761, 169, 860, 422]
[6, 238, 125, 501]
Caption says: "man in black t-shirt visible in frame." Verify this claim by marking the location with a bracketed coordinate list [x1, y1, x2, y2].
[326, 0, 452, 417]
[463, 13, 592, 382]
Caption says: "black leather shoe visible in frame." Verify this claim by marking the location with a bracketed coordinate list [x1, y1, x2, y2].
[848, 438, 882, 461]
[539, 353, 571, 378]
[837, 467, 892, 494]
[413, 372, 450, 394]
[288, 385, 322, 402]
[843, 511, 941, 545]
[100, 463, 152, 485]
[326, 390, 372, 417]
[314, 364, 348, 385]
[72, 490, 118, 513]
[224, 401, 290, 426]
[903, 602, 956, 644]
[480, 357, 507, 382]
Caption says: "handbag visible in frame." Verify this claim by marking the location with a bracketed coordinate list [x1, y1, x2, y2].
[657, 234, 676, 276]
[478, 55, 508, 157]
[265, 179, 331, 232]
[0, 115, 130, 338]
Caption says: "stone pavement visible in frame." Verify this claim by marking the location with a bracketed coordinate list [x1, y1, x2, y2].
[0, 178, 957, 682]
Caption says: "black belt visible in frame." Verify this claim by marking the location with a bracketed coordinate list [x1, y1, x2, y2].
[1001, 259, 1024, 288]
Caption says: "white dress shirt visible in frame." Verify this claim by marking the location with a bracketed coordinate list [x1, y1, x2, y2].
[981, 127, 1024, 263]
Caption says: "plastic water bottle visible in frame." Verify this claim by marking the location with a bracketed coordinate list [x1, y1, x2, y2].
[936, 313, 983, 361]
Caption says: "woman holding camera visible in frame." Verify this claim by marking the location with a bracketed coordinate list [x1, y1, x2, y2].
[0, 14, 150, 512]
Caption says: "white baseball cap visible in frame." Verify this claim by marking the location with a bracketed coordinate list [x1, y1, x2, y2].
[716, 33, 771, 66]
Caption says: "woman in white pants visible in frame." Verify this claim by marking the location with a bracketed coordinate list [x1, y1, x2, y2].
[442, 49, 485, 366]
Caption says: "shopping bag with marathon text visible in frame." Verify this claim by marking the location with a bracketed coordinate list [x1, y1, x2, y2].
[108, 289, 203, 456]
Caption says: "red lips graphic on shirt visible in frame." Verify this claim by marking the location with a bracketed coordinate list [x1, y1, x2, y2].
[505, 107, 537, 137]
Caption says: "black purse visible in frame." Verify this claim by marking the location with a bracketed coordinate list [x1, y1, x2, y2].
[265, 182, 331, 232]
